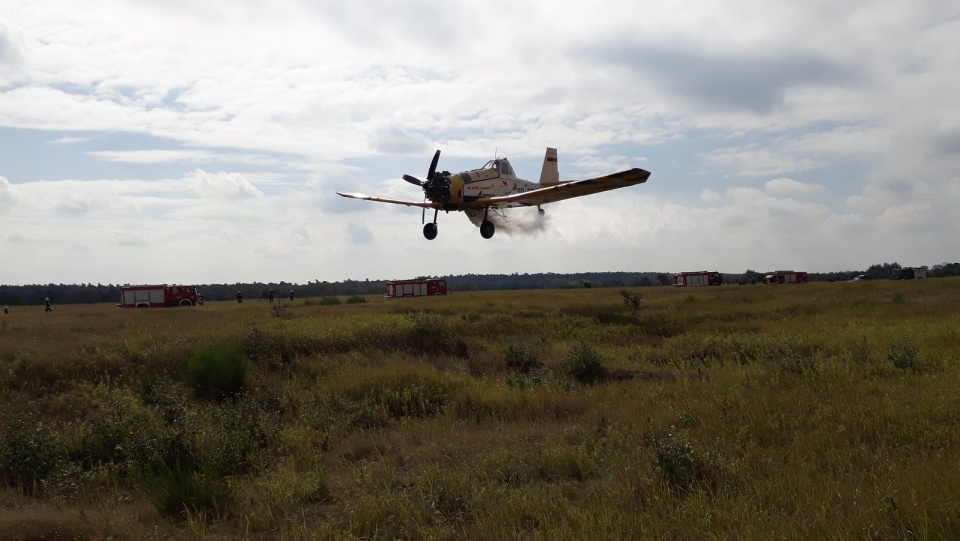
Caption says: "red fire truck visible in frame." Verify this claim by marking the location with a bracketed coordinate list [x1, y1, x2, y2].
[386, 279, 448, 298]
[763, 270, 808, 284]
[118, 285, 201, 307]
[673, 271, 724, 286]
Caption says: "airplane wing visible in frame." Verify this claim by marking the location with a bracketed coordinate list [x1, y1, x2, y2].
[474, 168, 651, 208]
[336, 192, 441, 209]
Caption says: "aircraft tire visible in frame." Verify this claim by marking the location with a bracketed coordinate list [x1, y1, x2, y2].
[480, 220, 495, 239]
[423, 223, 438, 240]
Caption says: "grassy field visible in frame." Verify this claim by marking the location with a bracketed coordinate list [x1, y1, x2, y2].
[2, 279, 960, 540]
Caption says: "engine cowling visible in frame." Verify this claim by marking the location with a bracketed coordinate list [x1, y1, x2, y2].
[423, 172, 451, 203]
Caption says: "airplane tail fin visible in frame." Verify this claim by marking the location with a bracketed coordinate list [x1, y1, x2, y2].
[539, 147, 559, 185]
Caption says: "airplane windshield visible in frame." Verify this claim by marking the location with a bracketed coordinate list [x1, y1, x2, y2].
[482, 158, 515, 176]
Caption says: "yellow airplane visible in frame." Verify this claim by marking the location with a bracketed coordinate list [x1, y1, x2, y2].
[337, 148, 651, 240]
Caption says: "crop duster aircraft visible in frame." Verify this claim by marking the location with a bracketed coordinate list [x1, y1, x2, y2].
[336, 148, 651, 240]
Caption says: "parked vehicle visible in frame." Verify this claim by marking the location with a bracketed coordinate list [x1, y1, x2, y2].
[386, 279, 448, 298]
[118, 285, 200, 307]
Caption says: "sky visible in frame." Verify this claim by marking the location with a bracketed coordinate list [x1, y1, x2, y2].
[2, 1, 960, 285]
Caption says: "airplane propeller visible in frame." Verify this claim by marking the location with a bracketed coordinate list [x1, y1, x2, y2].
[402, 149, 451, 206]
[402, 149, 441, 187]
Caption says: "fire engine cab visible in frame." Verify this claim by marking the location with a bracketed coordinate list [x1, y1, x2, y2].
[386, 279, 448, 298]
[118, 285, 201, 308]
[673, 271, 723, 286]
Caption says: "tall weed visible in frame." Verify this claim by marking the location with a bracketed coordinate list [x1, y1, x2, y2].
[185, 339, 248, 400]
[562, 343, 607, 383]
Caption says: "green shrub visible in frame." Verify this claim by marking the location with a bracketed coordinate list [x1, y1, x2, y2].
[0, 416, 63, 493]
[503, 342, 542, 373]
[188, 395, 282, 477]
[142, 465, 233, 519]
[651, 433, 724, 494]
[68, 391, 173, 475]
[185, 340, 248, 400]
[562, 343, 606, 384]
[345, 295, 368, 304]
[888, 340, 921, 372]
[620, 290, 643, 313]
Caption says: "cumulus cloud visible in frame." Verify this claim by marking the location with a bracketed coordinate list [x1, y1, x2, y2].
[876, 201, 934, 227]
[584, 42, 863, 114]
[190, 170, 264, 199]
[371, 126, 430, 154]
[703, 144, 821, 177]
[89, 149, 215, 164]
[0, 22, 24, 69]
[0, 176, 15, 208]
[764, 177, 825, 196]
[700, 189, 721, 202]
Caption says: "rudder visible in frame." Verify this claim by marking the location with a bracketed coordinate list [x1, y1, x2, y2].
[539, 147, 559, 185]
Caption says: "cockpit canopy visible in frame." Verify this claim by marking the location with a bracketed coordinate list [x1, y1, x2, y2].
[481, 157, 516, 177]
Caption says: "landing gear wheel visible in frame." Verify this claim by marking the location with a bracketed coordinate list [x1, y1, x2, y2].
[480, 220, 495, 239]
[538, 208, 545, 217]
[423, 222, 438, 240]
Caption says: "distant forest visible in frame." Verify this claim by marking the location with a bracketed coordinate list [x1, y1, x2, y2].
[2, 262, 959, 306]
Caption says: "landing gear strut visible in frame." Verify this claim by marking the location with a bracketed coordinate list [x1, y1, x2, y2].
[423, 209, 439, 240]
[480, 206, 495, 239]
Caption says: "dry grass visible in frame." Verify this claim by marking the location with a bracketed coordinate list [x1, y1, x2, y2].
[2, 280, 960, 539]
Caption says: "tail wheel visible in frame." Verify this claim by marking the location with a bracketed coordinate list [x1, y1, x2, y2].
[423, 223, 438, 240]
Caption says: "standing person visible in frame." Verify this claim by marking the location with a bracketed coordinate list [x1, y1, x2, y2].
[44, 298, 52, 312]
[236, 291, 243, 303]
[269, 289, 275, 303]
[288, 290, 294, 302]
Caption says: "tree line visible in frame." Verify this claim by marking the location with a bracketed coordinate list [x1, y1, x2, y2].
[2, 263, 958, 306]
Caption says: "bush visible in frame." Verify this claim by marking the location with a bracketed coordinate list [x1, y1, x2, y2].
[651, 432, 724, 494]
[888, 340, 922, 372]
[189, 395, 282, 477]
[503, 342, 542, 373]
[345, 295, 368, 304]
[0, 417, 63, 493]
[68, 390, 174, 475]
[142, 465, 233, 519]
[562, 343, 606, 384]
[620, 290, 643, 313]
[185, 340, 248, 400]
